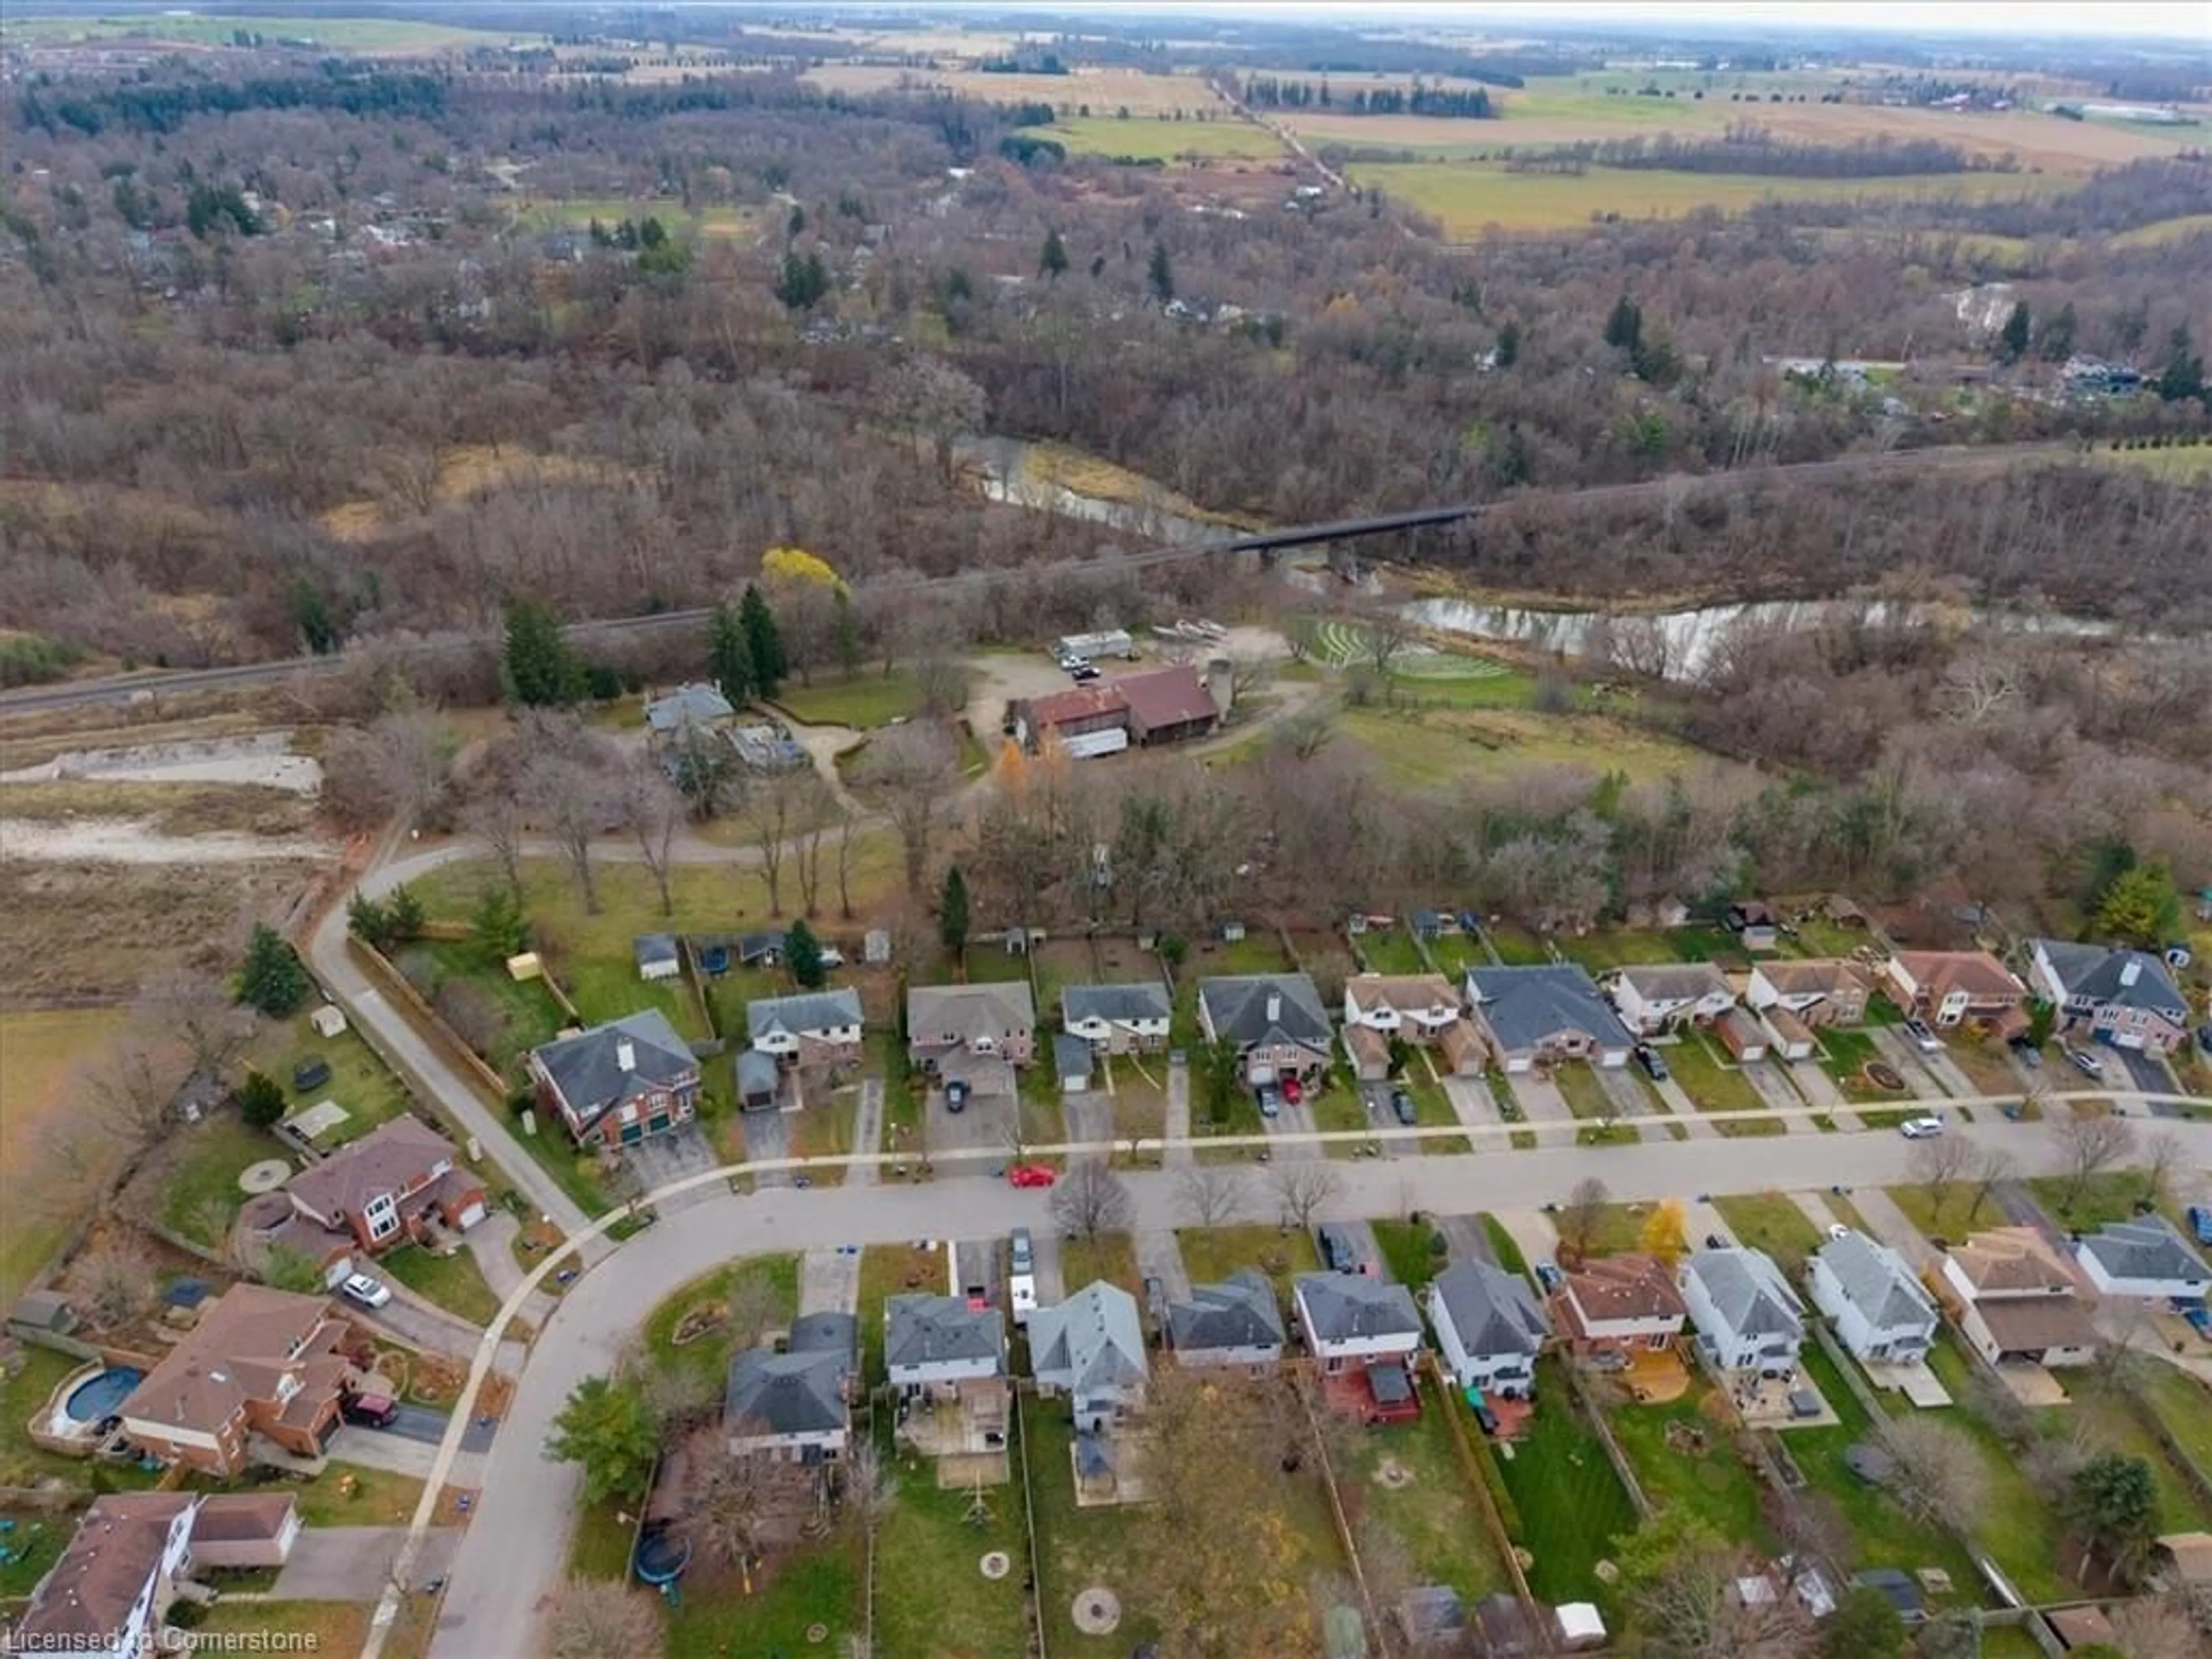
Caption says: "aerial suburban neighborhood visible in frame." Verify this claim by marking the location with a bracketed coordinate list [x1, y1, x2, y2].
[1, 4, 2210, 1659]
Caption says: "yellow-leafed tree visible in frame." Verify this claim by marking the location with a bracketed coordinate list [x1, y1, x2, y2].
[760, 545, 846, 593]
[1639, 1199, 1688, 1265]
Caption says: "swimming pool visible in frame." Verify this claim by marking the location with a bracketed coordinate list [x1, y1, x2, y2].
[63, 1366, 142, 1424]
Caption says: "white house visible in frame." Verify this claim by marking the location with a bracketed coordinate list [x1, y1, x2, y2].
[1294, 1273, 1425, 1372]
[1679, 1248, 1805, 1373]
[1745, 959, 1873, 1028]
[1425, 1259, 1549, 1397]
[1808, 1232, 1940, 1366]
[1029, 1281, 1149, 1431]
[1062, 983, 1172, 1054]
[747, 988, 865, 1067]
[2073, 1217, 2211, 1302]
[1608, 963, 1735, 1036]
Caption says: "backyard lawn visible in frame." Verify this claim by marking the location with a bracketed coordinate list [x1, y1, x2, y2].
[556, 949, 711, 1044]
[245, 1011, 412, 1145]
[2062, 1372, 2212, 1532]
[1343, 1396, 1509, 1601]
[390, 937, 566, 1080]
[1711, 1192, 1823, 1273]
[379, 1242, 502, 1326]
[873, 1428, 1033, 1659]
[772, 668, 928, 730]
[566, 1494, 635, 1580]
[159, 1112, 285, 1248]
[1921, 1332, 2071, 1602]
[1427, 933, 1491, 976]
[1026, 1407, 1165, 1656]
[2138, 1363, 2212, 1474]
[1605, 1377, 1768, 1546]
[668, 1543, 860, 1657]
[1491, 1359, 1641, 1605]
[1181, 931, 1294, 979]
[1354, 930, 1431, 975]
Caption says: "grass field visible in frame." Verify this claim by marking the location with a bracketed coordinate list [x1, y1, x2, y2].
[160, 1112, 282, 1248]
[2112, 212, 2212, 246]
[0, 1006, 127, 1304]
[1049, 114, 1283, 159]
[874, 1431, 1033, 1659]
[0, 13, 530, 51]
[1493, 1359, 1641, 1604]
[512, 196, 759, 241]
[1664, 1033, 1764, 1118]
[1344, 1396, 1510, 1600]
[805, 62, 1221, 119]
[1335, 705, 1713, 790]
[379, 1243, 501, 1326]
[2101, 441, 2212, 482]
[641, 1254, 801, 1396]
[773, 669, 927, 730]
[1347, 158, 2071, 236]
[1175, 1224, 1318, 1297]
[1607, 1377, 1768, 1545]
[668, 1542, 860, 1657]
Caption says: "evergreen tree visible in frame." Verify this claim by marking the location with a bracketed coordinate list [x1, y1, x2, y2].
[2158, 323, 2206, 404]
[238, 1069, 286, 1130]
[2094, 860, 2180, 948]
[503, 597, 581, 707]
[739, 585, 786, 699]
[2037, 300, 2077, 362]
[939, 865, 971, 957]
[472, 884, 528, 960]
[1603, 294, 1643, 354]
[1998, 300, 2032, 364]
[708, 601, 756, 706]
[347, 892, 393, 952]
[1039, 227, 1069, 281]
[546, 1375, 661, 1506]
[831, 588, 862, 677]
[1147, 240, 1174, 305]
[2062, 1454, 2160, 1584]
[236, 923, 310, 1017]
[1493, 319, 1521, 369]
[785, 919, 827, 989]
[386, 882, 426, 942]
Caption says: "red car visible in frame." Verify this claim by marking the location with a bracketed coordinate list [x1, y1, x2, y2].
[1007, 1164, 1058, 1189]
[1281, 1077, 1303, 1105]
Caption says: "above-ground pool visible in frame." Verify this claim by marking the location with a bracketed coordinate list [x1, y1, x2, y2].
[64, 1366, 142, 1424]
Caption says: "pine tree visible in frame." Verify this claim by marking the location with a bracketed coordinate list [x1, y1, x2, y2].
[708, 601, 756, 706]
[238, 1070, 286, 1130]
[2037, 300, 2077, 362]
[940, 865, 971, 957]
[236, 923, 311, 1017]
[503, 597, 581, 707]
[386, 882, 425, 942]
[1147, 241, 1174, 305]
[1493, 319, 1521, 369]
[1603, 294, 1643, 354]
[740, 585, 787, 700]
[1039, 227, 1069, 281]
[1998, 300, 2032, 364]
[785, 919, 827, 989]
[831, 588, 862, 677]
[2158, 323, 2206, 404]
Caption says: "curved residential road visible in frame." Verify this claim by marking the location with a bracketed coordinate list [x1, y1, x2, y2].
[385, 1103, 2212, 1659]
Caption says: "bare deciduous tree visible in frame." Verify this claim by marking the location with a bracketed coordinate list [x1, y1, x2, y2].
[541, 1578, 665, 1659]
[1967, 1144, 2019, 1224]
[1878, 1416, 1990, 1535]
[1559, 1176, 1611, 1263]
[1271, 1160, 1345, 1230]
[461, 787, 527, 902]
[839, 1436, 899, 1540]
[77, 1236, 155, 1330]
[517, 718, 618, 915]
[1174, 1164, 1249, 1229]
[834, 807, 864, 921]
[788, 777, 836, 916]
[857, 722, 959, 895]
[2139, 1129, 2187, 1205]
[1049, 1160, 1134, 1241]
[2108, 1595, 2206, 1659]
[2049, 1109, 2139, 1212]
[618, 759, 685, 916]
[1911, 1132, 1976, 1221]
[86, 1038, 188, 1161]
[139, 966, 257, 1080]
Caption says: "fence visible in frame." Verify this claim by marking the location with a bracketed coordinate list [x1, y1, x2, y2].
[348, 937, 512, 1106]
[1558, 1359, 1653, 1518]
[1425, 1355, 1544, 1635]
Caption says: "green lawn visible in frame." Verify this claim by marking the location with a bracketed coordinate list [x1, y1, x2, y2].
[1482, 1217, 1530, 1277]
[873, 1427, 1033, 1659]
[772, 669, 928, 729]
[2139, 1364, 2212, 1475]
[1025, 1407, 1165, 1656]
[1606, 1377, 1768, 1545]
[1492, 1359, 1640, 1605]
[160, 1112, 283, 1247]
[2024, 1171, 2162, 1232]
[1428, 933, 1491, 976]
[1176, 1225, 1318, 1299]
[1883, 1181, 2001, 1245]
[1711, 1192, 1823, 1274]
[1483, 922, 1552, 967]
[1920, 1332, 2071, 1601]
[1344, 1396, 1509, 1600]
[1552, 1064, 1618, 1122]
[640, 1254, 801, 1395]
[1402, 1073, 1470, 1153]
[246, 1010, 412, 1146]
[1664, 1034, 1764, 1116]
[566, 1494, 636, 1580]
[1372, 1219, 1448, 1293]
[1556, 930, 1681, 971]
[1819, 1028, 1911, 1101]
[296, 1463, 426, 1528]
[391, 937, 567, 1080]
[378, 1242, 501, 1327]
[1048, 113, 1283, 160]
[1185, 932, 1294, 978]
[1354, 931, 1431, 975]
[2062, 1372, 2212, 1532]
[1062, 1231, 1141, 1296]
[556, 950, 710, 1045]
[668, 1540, 861, 1657]
[1574, 1203, 1656, 1259]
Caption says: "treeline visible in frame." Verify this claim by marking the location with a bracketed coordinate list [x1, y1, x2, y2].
[1232, 75, 1495, 118]
[1527, 130, 2005, 179]
[1874, 155, 2212, 238]
[16, 71, 447, 138]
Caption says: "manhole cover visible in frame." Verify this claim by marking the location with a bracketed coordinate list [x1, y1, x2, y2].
[980, 1551, 1012, 1581]
[238, 1160, 291, 1195]
[1073, 1588, 1122, 1635]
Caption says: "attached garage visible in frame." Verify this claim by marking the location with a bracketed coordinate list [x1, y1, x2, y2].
[454, 1199, 487, 1230]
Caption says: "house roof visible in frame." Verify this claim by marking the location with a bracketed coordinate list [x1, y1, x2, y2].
[789, 1310, 858, 1357]
[1024, 681, 1130, 729]
[907, 982, 1037, 1045]
[1974, 1295, 2100, 1354]
[1428, 1259, 1549, 1359]
[1052, 1033, 1093, 1083]
[1198, 974, 1331, 1051]
[1062, 982, 1171, 1025]
[191, 1493, 298, 1545]
[1755, 959, 1872, 999]
[2032, 940, 2188, 1019]
[735, 1050, 779, 1096]
[531, 1010, 695, 1128]
[120, 1284, 350, 1442]
[1344, 974, 1463, 1019]
[1031, 1281, 1148, 1397]
[1816, 1232, 1938, 1331]
[725, 1344, 850, 1438]
[13, 1493, 195, 1646]
[2158, 1531, 2212, 1586]
[1167, 1270, 1286, 1353]
[1296, 1273, 1423, 1343]
[285, 1116, 456, 1224]
[1118, 663, 1217, 730]
[884, 1294, 1002, 1373]
[1892, 950, 2023, 1002]
[2076, 1216, 2210, 1285]
[737, 931, 782, 962]
[644, 682, 734, 732]
[1562, 1253, 1688, 1324]
[1618, 963, 1731, 1002]
[634, 932, 679, 969]
[747, 988, 863, 1043]
[1683, 1248, 1804, 1343]
[1950, 1228, 2080, 1295]
[1465, 965, 1634, 1054]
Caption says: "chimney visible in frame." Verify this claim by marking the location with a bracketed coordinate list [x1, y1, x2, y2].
[2119, 959, 2140, 987]
[1266, 991, 1282, 1024]
[616, 1038, 637, 1073]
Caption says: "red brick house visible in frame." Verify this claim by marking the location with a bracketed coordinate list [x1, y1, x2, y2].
[1550, 1255, 1688, 1370]
[282, 1117, 487, 1256]
[528, 1010, 701, 1148]
[1882, 951, 2028, 1036]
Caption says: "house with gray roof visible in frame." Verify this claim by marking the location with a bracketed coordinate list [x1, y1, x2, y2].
[644, 681, 735, 736]
[907, 982, 1036, 1098]
[1198, 974, 1332, 1084]
[724, 1312, 856, 1463]
[885, 1294, 1009, 1474]
[2029, 939, 2190, 1056]
[1052, 1032, 1094, 1094]
[1425, 1259, 1550, 1397]
[1464, 965, 1633, 1071]
[1029, 1281, 1149, 1431]
[746, 988, 865, 1070]
[1062, 982, 1172, 1054]
[634, 933, 680, 982]
[1679, 1247, 1805, 1373]
[528, 1010, 699, 1148]
[1165, 1270, 1286, 1372]
[1294, 1274, 1424, 1366]
[1608, 963, 1735, 1036]
[1808, 1230, 1940, 1366]
[735, 1048, 780, 1111]
[2073, 1216, 2211, 1302]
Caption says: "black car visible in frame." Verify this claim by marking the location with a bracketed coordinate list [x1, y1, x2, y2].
[945, 1079, 969, 1113]
[1317, 1224, 1358, 1274]
[1389, 1088, 1418, 1126]
[1705, 1233, 1728, 1250]
[1633, 1043, 1669, 1082]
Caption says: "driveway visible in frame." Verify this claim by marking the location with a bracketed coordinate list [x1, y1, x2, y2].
[341, 1403, 495, 1455]
[849, 1078, 884, 1187]
[800, 1244, 863, 1319]
[1359, 1080, 1415, 1158]
[1736, 1059, 1813, 1132]
[929, 1084, 1022, 1158]
[1870, 1028, 1959, 1100]
[1848, 1187, 1943, 1272]
[356, 1286, 480, 1358]
[1162, 1052, 1192, 1167]
[1487, 1210, 1561, 1277]
[1065, 1086, 1115, 1147]
[1646, 1073, 1718, 1140]
[275, 1527, 437, 1603]
[1782, 1058, 1848, 1116]
[1502, 1071, 1575, 1150]
[2110, 1044, 2176, 1100]
[1430, 1213, 1498, 1268]
[1024, 1230, 1065, 1305]
[1593, 1063, 1671, 1143]
[1441, 1075, 1505, 1135]
[624, 1123, 718, 1208]
[1132, 1228, 1190, 1304]
[328, 1426, 482, 1481]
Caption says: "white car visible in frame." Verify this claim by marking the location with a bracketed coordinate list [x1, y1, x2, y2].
[1828, 1224, 1851, 1241]
[1010, 1272, 1038, 1325]
[341, 1272, 393, 1309]
[2063, 1046, 2104, 1078]
[1898, 1116, 1944, 1140]
[1902, 1018, 1942, 1055]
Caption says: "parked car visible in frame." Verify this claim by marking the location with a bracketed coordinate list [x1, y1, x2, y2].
[2196, 1024, 2212, 1056]
[1533, 1262, 1565, 1294]
[1903, 1018, 1942, 1054]
[1317, 1224, 1357, 1274]
[340, 1391, 399, 1429]
[341, 1272, 392, 1309]
[1633, 1043, 1669, 1082]
[2009, 1039, 2043, 1070]
[1067, 661, 1100, 681]
[1705, 1233, 1729, 1251]
[1281, 1075, 1304, 1105]
[1390, 1088, 1418, 1126]
[1898, 1116, 1944, 1139]
[1007, 1164, 1056, 1189]
[1009, 1227, 1034, 1276]
[2186, 1206, 2212, 1247]
[2063, 1046, 2104, 1078]
[945, 1079, 970, 1113]
[1255, 1084, 1283, 1119]
[1828, 1224, 1851, 1241]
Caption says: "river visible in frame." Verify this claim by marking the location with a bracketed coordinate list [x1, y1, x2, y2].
[955, 435, 1225, 544]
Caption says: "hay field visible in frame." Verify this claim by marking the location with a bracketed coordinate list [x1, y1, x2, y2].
[1050, 115, 1285, 160]
[804, 62, 1221, 118]
[0, 13, 529, 53]
[1350, 158, 2074, 236]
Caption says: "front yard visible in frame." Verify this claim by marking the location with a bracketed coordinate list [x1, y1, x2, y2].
[2024, 1171, 2166, 1232]
[1819, 1028, 1911, 1103]
[1175, 1225, 1318, 1297]
[379, 1241, 502, 1326]
[1662, 1033, 1765, 1119]
[1372, 1219, 1446, 1293]
[640, 1253, 802, 1395]
[1710, 1192, 1823, 1274]
[1491, 1359, 1641, 1607]
[1061, 1231, 1142, 1296]
[295, 1463, 427, 1527]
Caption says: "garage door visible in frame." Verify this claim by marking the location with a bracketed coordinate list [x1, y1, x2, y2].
[619, 1123, 645, 1145]
[456, 1201, 487, 1230]
[1247, 1063, 1277, 1084]
[1504, 1055, 1532, 1074]
[647, 1114, 671, 1134]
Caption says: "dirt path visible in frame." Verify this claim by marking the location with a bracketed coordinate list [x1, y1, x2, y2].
[0, 816, 333, 863]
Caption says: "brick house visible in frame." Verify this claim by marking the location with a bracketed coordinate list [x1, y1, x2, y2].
[1550, 1255, 1687, 1369]
[2028, 940, 2190, 1055]
[1197, 974, 1332, 1084]
[528, 1010, 700, 1148]
[1062, 982, 1172, 1055]
[1881, 951, 2028, 1036]
[1341, 974, 1482, 1079]
[1745, 959, 1873, 1028]
[907, 982, 1037, 1099]
[282, 1117, 486, 1256]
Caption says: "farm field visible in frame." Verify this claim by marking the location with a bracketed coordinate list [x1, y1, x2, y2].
[0, 1007, 127, 1305]
[1334, 705, 1717, 789]
[1049, 114, 1284, 160]
[804, 62, 1221, 118]
[0, 13, 531, 51]
[1345, 158, 2074, 237]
